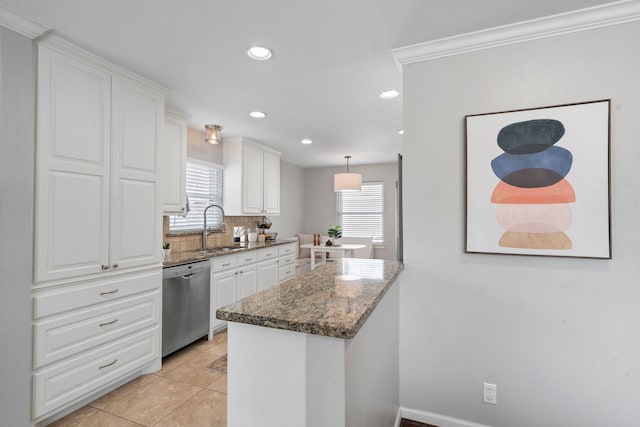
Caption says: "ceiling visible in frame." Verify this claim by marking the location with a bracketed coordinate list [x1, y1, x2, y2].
[2, 0, 617, 167]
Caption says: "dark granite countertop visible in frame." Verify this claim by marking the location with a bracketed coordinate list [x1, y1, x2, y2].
[216, 258, 403, 339]
[163, 240, 295, 268]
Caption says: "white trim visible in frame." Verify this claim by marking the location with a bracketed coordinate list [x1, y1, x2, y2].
[37, 33, 167, 94]
[392, 0, 640, 64]
[0, 4, 49, 39]
[399, 407, 495, 427]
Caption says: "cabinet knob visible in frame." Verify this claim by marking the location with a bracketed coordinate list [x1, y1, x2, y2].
[101, 265, 109, 270]
[112, 264, 119, 269]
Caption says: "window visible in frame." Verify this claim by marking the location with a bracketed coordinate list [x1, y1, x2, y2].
[336, 181, 384, 245]
[169, 159, 223, 232]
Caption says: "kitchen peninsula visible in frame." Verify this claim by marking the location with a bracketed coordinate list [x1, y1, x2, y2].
[217, 258, 403, 427]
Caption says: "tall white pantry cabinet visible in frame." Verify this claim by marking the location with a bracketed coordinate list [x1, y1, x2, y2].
[32, 35, 165, 422]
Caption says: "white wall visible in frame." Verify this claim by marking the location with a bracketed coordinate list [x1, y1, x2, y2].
[0, 26, 34, 426]
[303, 163, 398, 260]
[400, 22, 640, 427]
[269, 160, 305, 238]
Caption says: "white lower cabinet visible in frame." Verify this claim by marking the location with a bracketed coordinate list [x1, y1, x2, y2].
[278, 243, 297, 283]
[258, 260, 278, 291]
[210, 245, 293, 335]
[257, 247, 279, 291]
[31, 269, 162, 420]
[33, 327, 158, 419]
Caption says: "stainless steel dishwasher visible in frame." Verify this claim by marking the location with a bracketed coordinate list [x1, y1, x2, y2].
[162, 260, 210, 357]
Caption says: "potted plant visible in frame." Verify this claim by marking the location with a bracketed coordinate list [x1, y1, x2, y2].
[327, 225, 342, 246]
[162, 242, 171, 259]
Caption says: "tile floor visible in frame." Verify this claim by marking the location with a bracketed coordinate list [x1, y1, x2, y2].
[50, 330, 228, 427]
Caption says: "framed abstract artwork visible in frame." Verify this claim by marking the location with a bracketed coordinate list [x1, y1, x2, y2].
[465, 99, 611, 258]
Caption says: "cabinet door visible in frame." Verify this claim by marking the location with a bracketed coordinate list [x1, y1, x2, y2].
[211, 268, 237, 331]
[110, 77, 164, 270]
[263, 150, 280, 214]
[242, 143, 264, 214]
[237, 264, 258, 300]
[35, 45, 112, 282]
[258, 260, 279, 291]
[160, 113, 187, 215]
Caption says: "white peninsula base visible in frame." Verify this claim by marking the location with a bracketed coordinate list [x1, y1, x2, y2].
[227, 279, 399, 427]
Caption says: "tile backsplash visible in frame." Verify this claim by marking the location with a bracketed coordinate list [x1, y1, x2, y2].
[163, 216, 265, 252]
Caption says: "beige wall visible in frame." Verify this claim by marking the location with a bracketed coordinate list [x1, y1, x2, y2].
[400, 20, 640, 427]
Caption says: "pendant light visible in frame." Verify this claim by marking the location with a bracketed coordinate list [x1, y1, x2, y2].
[334, 155, 362, 192]
[204, 124, 223, 144]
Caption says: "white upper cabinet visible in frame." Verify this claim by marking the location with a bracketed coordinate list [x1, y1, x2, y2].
[223, 137, 281, 216]
[159, 109, 188, 215]
[34, 38, 166, 283]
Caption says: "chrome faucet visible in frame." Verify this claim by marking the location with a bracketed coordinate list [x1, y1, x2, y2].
[202, 204, 226, 250]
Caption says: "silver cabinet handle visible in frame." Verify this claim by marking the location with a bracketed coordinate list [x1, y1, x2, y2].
[266, 253, 272, 256]
[100, 289, 119, 296]
[222, 262, 231, 267]
[234, 271, 238, 275]
[99, 358, 118, 369]
[112, 264, 119, 269]
[286, 270, 291, 274]
[99, 319, 118, 327]
[101, 265, 109, 270]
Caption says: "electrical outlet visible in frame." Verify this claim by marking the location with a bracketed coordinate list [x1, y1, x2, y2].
[483, 382, 497, 404]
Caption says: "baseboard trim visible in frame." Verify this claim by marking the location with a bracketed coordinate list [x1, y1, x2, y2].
[398, 407, 495, 427]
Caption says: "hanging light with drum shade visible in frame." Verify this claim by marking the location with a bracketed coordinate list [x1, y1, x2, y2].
[334, 155, 362, 192]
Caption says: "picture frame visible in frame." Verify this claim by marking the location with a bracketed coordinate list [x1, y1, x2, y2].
[465, 99, 611, 259]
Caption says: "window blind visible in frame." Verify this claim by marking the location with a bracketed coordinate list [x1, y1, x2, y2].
[169, 159, 224, 232]
[336, 181, 384, 244]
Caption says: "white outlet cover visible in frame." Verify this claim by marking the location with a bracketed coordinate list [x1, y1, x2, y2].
[483, 382, 497, 404]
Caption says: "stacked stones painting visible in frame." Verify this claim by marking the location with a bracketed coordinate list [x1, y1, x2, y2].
[465, 100, 611, 258]
[491, 119, 574, 250]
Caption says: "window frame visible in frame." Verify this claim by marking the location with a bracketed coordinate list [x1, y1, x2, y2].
[168, 158, 224, 233]
[336, 181, 384, 246]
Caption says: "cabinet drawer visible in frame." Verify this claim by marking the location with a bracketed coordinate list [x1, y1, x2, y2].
[279, 254, 295, 266]
[278, 264, 295, 283]
[33, 327, 159, 419]
[278, 243, 296, 257]
[211, 254, 237, 272]
[34, 270, 161, 319]
[237, 251, 257, 266]
[34, 291, 160, 369]
[258, 248, 278, 261]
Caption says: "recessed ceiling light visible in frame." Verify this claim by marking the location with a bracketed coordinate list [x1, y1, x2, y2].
[249, 111, 267, 119]
[247, 46, 272, 60]
[301, 139, 313, 145]
[379, 89, 399, 99]
[398, 129, 404, 135]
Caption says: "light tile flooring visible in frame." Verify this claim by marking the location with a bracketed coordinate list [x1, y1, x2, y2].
[51, 330, 228, 427]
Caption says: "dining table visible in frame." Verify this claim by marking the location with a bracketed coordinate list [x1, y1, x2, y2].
[299, 243, 367, 270]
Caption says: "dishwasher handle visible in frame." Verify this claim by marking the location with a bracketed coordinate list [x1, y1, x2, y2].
[181, 273, 196, 280]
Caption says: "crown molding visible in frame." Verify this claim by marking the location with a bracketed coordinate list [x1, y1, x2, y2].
[0, 4, 48, 39]
[392, 0, 640, 65]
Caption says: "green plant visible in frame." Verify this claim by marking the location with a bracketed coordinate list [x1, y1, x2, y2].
[327, 225, 342, 239]
[162, 242, 170, 250]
